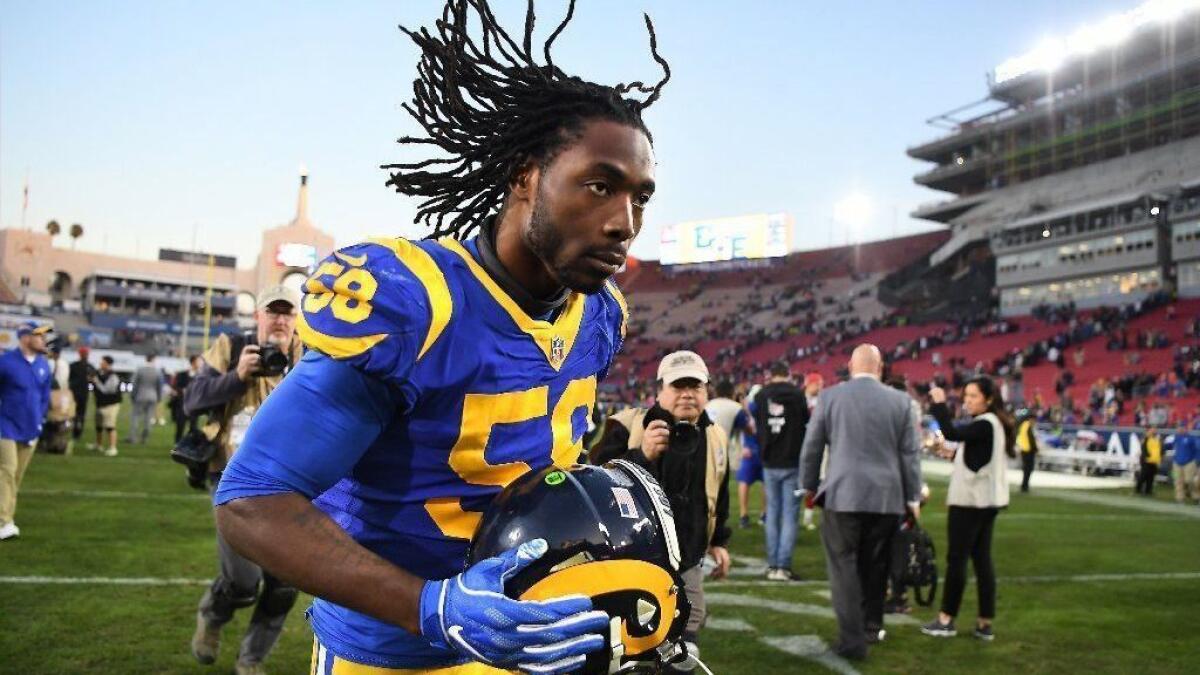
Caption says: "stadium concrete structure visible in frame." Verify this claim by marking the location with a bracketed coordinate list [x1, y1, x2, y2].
[0, 173, 334, 346]
[910, 1, 1200, 315]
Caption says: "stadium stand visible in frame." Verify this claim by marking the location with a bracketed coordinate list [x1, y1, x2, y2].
[610, 226, 1200, 427]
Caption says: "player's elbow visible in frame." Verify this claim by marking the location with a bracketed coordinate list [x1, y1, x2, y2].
[215, 496, 271, 563]
[215, 492, 310, 565]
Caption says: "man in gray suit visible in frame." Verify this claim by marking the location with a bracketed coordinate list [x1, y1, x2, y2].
[127, 353, 162, 445]
[800, 344, 922, 660]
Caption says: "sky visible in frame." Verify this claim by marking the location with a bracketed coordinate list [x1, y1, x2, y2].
[0, 1, 1137, 267]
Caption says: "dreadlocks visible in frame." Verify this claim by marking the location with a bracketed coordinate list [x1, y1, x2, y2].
[382, 0, 670, 240]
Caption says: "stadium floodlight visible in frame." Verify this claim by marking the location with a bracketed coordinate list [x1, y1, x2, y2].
[1144, 0, 1193, 23]
[993, 0, 1200, 84]
[833, 192, 874, 231]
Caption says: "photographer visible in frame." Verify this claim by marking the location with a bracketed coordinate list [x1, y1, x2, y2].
[590, 350, 731, 672]
[182, 285, 303, 675]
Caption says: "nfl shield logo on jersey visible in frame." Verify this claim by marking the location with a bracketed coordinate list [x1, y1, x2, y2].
[550, 336, 566, 366]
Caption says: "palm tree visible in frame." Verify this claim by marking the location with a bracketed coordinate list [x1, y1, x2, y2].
[45, 220, 61, 238]
[69, 223, 84, 249]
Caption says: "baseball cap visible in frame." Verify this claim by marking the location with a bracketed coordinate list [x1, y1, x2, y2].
[16, 321, 52, 338]
[657, 350, 709, 385]
[804, 372, 824, 387]
[257, 284, 301, 310]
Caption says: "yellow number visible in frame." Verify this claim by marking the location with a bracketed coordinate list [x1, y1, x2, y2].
[448, 386, 548, 487]
[426, 379, 597, 539]
[303, 261, 344, 314]
[302, 256, 378, 324]
[330, 268, 377, 324]
[551, 376, 597, 467]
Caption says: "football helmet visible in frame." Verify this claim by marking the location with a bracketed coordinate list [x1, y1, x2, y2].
[468, 460, 690, 674]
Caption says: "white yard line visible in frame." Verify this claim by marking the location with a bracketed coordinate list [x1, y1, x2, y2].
[705, 593, 917, 626]
[710, 570, 1200, 589]
[41, 455, 172, 466]
[705, 617, 756, 632]
[760, 636, 862, 675]
[1003, 571, 1200, 584]
[22, 489, 208, 501]
[921, 459, 1129, 490]
[922, 512, 1188, 521]
[0, 576, 209, 586]
[1037, 489, 1200, 519]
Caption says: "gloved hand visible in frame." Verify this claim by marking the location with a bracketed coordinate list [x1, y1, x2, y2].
[420, 539, 609, 674]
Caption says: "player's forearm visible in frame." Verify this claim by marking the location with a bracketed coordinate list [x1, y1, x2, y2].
[215, 492, 424, 633]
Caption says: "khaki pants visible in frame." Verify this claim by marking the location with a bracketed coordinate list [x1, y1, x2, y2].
[1175, 462, 1198, 503]
[96, 403, 120, 431]
[0, 438, 37, 525]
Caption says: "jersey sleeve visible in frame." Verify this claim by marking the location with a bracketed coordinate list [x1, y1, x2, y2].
[214, 350, 400, 504]
[296, 238, 453, 398]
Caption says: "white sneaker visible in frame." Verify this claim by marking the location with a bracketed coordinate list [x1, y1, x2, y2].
[103, 446, 118, 457]
[0, 522, 20, 540]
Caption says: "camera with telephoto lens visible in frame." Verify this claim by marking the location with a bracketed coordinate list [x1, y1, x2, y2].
[643, 406, 701, 456]
[244, 331, 289, 377]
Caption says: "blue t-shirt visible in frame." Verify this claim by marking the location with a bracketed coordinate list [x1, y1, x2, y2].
[215, 235, 628, 669]
[1174, 433, 1197, 466]
[0, 348, 51, 443]
[743, 401, 759, 453]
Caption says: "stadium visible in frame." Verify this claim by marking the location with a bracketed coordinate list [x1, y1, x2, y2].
[1, 1, 1198, 674]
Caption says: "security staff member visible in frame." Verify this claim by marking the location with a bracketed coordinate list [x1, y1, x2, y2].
[591, 350, 731, 672]
[183, 285, 304, 675]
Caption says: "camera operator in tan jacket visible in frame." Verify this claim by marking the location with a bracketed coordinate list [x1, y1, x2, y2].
[590, 350, 730, 673]
[182, 285, 305, 675]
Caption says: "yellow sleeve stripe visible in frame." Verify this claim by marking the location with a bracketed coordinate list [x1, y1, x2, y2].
[605, 280, 629, 339]
[295, 310, 388, 359]
[369, 237, 453, 361]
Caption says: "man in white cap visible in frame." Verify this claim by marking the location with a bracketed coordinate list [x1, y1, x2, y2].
[183, 284, 305, 675]
[590, 350, 731, 673]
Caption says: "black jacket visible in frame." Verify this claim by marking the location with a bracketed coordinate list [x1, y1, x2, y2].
[68, 359, 94, 394]
[931, 402, 995, 472]
[591, 405, 731, 570]
[754, 381, 810, 469]
[92, 371, 122, 407]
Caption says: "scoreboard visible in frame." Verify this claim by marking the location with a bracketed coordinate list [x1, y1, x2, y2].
[659, 212, 792, 266]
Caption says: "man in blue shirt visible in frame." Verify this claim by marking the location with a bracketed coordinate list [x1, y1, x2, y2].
[1173, 423, 1197, 504]
[0, 321, 53, 541]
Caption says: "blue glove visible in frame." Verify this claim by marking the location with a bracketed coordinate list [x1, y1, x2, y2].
[420, 539, 609, 674]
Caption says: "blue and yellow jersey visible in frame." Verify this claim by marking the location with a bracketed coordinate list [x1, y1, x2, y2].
[215, 234, 628, 669]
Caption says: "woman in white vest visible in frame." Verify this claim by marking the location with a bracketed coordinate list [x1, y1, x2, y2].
[921, 376, 1015, 642]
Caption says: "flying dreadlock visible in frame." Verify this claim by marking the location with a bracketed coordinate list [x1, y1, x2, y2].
[382, 0, 670, 240]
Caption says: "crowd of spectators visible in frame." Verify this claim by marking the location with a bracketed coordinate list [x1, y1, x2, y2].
[611, 287, 1200, 430]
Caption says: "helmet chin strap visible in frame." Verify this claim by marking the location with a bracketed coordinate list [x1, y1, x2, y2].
[610, 636, 721, 675]
[608, 617, 625, 674]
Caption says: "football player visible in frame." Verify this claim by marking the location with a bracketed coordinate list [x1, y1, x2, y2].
[212, 1, 669, 673]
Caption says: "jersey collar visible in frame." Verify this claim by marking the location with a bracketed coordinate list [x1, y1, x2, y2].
[438, 237, 586, 372]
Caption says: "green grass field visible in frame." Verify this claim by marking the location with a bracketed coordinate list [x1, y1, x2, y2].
[2, 410, 1199, 674]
